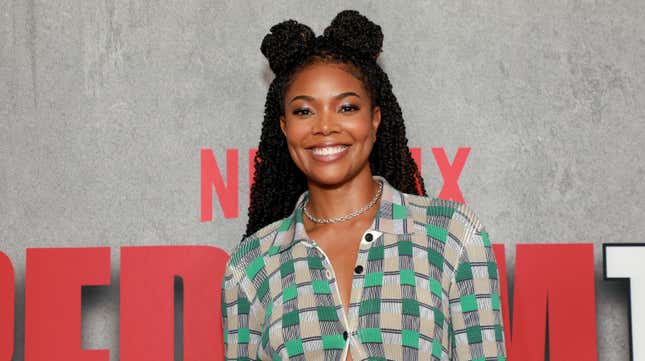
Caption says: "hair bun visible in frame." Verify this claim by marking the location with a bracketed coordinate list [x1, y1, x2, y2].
[323, 10, 383, 60]
[260, 19, 316, 75]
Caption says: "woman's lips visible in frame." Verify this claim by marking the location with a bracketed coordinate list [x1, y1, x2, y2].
[308, 145, 350, 162]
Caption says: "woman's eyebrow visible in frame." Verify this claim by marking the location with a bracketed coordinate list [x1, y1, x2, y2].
[335, 91, 361, 100]
[288, 91, 361, 104]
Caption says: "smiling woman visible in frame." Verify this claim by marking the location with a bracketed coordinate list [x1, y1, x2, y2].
[221, 10, 507, 361]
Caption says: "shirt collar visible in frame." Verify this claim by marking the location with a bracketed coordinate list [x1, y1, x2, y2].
[269, 175, 414, 254]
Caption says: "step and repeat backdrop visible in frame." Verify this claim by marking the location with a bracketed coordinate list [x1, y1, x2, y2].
[1, 1, 644, 360]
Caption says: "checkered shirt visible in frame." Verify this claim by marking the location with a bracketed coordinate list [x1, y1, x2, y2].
[222, 175, 507, 360]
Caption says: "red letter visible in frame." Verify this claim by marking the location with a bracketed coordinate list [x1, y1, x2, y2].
[120, 246, 229, 361]
[508, 244, 598, 361]
[410, 147, 422, 173]
[201, 148, 239, 221]
[432, 147, 469, 202]
[25, 248, 111, 361]
[0, 252, 14, 361]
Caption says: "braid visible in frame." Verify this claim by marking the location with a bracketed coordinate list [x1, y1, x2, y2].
[243, 10, 426, 239]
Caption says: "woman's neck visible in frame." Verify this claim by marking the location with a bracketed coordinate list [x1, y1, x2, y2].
[304, 171, 380, 221]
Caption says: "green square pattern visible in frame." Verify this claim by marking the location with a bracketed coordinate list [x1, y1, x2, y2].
[280, 260, 294, 277]
[359, 328, 383, 343]
[398, 241, 413, 256]
[402, 329, 419, 349]
[430, 279, 443, 297]
[282, 310, 299, 328]
[392, 203, 408, 219]
[285, 339, 304, 357]
[317, 306, 339, 321]
[488, 261, 498, 279]
[312, 280, 331, 294]
[426, 224, 448, 243]
[460, 294, 478, 313]
[368, 246, 384, 261]
[427, 205, 455, 218]
[245, 256, 265, 280]
[282, 285, 297, 302]
[466, 326, 483, 344]
[455, 261, 473, 281]
[322, 334, 345, 350]
[359, 298, 381, 316]
[364, 272, 383, 288]
[400, 269, 416, 286]
[428, 248, 444, 269]
[237, 327, 249, 343]
[402, 298, 420, 316]
[432, 338, 442, 357]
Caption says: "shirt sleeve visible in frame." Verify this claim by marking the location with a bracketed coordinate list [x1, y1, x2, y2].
[221, 264, 263, 361]
[448, 223, 507, 361]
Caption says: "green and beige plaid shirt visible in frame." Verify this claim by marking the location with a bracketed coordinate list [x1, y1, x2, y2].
[222, 175, 506, 360]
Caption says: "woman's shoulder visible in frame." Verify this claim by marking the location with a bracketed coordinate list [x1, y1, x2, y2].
[226, 217, 285, 276]
[400, 191, 486, 245]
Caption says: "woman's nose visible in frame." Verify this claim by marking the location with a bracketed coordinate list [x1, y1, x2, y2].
[312, 109, 340, 135]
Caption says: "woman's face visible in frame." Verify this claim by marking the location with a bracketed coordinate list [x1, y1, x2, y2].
[279, 62, 381, 187]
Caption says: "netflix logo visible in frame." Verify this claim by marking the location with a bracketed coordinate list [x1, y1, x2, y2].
[200, 147, 472, 221]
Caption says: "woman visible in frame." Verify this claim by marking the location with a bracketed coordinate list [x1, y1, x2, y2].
[222, 10, 506, 361]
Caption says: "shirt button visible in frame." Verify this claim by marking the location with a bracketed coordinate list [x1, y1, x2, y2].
[343, 331, 348, 340]
[354, 265, 364, 274]
[364, 233, 373, 242]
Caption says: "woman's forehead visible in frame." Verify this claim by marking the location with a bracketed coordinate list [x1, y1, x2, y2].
[285, 62, 368, 98]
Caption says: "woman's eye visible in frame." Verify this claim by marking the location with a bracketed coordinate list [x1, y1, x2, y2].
[293, 108, 312, 116]
[340, 104, 359, 113]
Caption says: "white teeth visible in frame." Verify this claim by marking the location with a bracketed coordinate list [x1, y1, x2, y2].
[311, 145, 348, 156]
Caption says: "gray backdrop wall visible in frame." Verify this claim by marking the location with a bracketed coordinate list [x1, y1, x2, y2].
[2, 1, 644, 360]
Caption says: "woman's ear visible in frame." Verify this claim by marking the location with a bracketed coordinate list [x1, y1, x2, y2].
[371, 106, 381, 142]
[279, 115, 287, 136]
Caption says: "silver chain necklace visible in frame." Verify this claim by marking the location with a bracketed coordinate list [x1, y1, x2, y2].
[302, 180, 383, 224]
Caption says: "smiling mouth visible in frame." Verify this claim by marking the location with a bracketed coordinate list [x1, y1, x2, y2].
[309, 145, 349, 156]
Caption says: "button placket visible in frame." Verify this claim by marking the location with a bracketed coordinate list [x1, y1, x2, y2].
[310, 241, 351, 328]
[346, 230, 382, 335]
[313, 243, 332, 280]
[310, 231, 382, 359]
[313, 240, 360, 360]
[353, 232, 371, 275]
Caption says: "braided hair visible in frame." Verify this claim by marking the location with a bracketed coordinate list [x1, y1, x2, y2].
[243, 10, 426, 239]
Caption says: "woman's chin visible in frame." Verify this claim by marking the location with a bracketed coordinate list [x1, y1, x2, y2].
[305, 171, 355, 188]
[305, 167, 376, 189]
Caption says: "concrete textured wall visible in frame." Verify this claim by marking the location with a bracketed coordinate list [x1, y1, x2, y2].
[1, 1, 644, 360]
